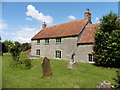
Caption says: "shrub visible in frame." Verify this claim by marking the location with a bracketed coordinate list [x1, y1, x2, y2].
[9, 41, 22, 67]
[23, 59, 32, 69]
[93, 12, 120, 68]
[113, 70, 120, 88]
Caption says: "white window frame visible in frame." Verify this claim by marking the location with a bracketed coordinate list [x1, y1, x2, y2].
[45, 39, 49, 45]
[88, 54, 94, 63]
[37, 40, 40, 45]
[36, 49, 40, 56]
[55, 50, 61, 59]
[56, 38, 61, 44]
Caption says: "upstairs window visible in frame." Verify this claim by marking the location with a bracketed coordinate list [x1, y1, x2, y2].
[88, 54, 93, 62]
[45, 39, 49, 45]
[55, 50, 61, 58]
[37, 40, 40, 44]
[56, 38, 61, 44]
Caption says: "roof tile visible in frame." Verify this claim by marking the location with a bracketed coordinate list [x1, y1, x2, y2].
[32, 19, 88, 39]
[79, 24, 99, 43]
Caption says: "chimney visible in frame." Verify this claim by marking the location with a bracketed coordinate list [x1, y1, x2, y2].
[84, 9, 92, 24]
[42, 22, 47, 29]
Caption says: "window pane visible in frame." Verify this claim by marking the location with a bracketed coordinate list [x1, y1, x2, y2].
[36, 50, 40, 55]
[37, 40, 40, 43]
[88, 54, 93, 62]
[56, 38, 61, 43]
[45, 39, 49, 44]
[55, 50, 61, 58]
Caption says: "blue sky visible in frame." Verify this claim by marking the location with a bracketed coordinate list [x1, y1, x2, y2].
[1, 2, 118, 43]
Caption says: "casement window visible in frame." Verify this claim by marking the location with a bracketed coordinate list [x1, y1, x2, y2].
[55, 50, 61, 58]
[36, 49, 40, 56]
[88, 54, 93, 62]
[37, 40, 40, 44]
[45, 39, 49, 45]
[56, 38, 61, 44]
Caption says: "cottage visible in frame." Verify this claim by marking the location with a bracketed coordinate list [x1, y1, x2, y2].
[31, 9, 99, 63]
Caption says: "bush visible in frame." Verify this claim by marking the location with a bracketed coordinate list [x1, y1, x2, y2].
[93, 12, 120, 68]
[22, 59, 32, 69]
[9, 41, 22, 67]
[113, 70, 120, 88]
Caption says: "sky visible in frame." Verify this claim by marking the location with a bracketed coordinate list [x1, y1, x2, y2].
[1, 2, 119, 43]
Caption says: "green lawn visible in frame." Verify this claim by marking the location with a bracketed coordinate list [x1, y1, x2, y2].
[2, 52, 118, 88]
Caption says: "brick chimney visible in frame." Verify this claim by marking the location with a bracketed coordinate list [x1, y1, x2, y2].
[84, 9, 92, 24]
[42, 22, 47, 29]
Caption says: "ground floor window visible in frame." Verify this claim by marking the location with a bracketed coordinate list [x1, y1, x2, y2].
[55, 50, 61, 58]
[88, 54, 93, 62]
[36, 49, 40, 56]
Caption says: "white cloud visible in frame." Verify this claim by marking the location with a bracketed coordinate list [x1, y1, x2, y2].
[21, 26, 35, 31]
[95, 17, 99, 21]
[26, 5, 53, 25]
[11, 25, 41, 43]
[26, 17, 32, 21]
[67, 15, 76, 20]
[13, 27, 39, 37]
[0, 20, 8, 30]
[12, 37, 31, 43]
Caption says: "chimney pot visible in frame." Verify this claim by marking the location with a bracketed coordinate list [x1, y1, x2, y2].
[84, 9, 92, 24]
[42, 22, 47, 29]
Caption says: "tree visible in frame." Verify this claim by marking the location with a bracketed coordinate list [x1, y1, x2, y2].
[2, 40, 13, 53]
[93, 12, 120, 68]
[113, 70, 120, 88]
[9, 41, 22, 67]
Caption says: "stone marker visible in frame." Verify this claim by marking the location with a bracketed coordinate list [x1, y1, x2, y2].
[96, 80, 114, 88]
[67, 51, 76, 69]
[41, 57, 52, 77]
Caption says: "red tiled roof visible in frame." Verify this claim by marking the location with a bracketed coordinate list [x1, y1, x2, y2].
[79, 24, 99, 43]
[26, 49, 31, 53]
[32, 19, 88, 39]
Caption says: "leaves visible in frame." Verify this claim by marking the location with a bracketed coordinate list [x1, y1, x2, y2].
[93, 12, 120, 68]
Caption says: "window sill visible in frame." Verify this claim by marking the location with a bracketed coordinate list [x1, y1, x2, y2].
[88, 61, 95, 63]
[56, 43, 61, 44]
[44, 44, 49, 45]
[55, 58, 61, 60]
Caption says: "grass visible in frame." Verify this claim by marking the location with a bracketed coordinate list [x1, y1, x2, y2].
[2, 52, 118, 88]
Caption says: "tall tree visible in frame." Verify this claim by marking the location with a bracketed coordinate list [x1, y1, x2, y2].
[93, 12, 120, 68]
[2, 40, 13, 53]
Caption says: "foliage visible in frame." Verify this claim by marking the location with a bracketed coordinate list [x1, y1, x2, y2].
[9, 41, 22, 67]
[5, 41, 32, 69]
[2, 40, 13, 53]
[113, 70, 120, 88]
[21, 45, 31, 51]
[19, 59, 33, 69]
[93, 12, 120, 68]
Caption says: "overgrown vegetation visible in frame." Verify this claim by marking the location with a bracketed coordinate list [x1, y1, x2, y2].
[93, 12, 120, 68]
[3, 41, 32, 69]
[113, 70, 120, 88]
[9, 41, 22, 67]
[2, 40, 13, 53]
[2, 40, 31, 53]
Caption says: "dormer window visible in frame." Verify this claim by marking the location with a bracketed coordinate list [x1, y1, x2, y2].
[45, 39, 49, 45]
[37, 40, 40, 45]
[56, 38, 61, 44]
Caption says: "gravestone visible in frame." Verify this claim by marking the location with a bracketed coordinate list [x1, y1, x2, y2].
[41, 57, 52, 77]
[67, 51, 76, 69]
